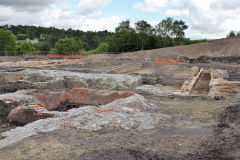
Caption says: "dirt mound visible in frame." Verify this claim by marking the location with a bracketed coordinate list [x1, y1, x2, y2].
[86, 38, 240, 60]
[178, 56, 240, 64]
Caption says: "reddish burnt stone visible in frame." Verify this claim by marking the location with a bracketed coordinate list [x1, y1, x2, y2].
[65, 88, 134, 105]
[7, 105, 54, 124]
[34, 88, 134, 111]
[35, 92, 64, 111]
[64, 88, 95, 105]
[95, 107, 114, 113]
[97, 92, 134, 105]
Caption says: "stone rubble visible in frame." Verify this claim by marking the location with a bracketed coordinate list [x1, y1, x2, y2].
[0, 94, 170, 149]
[1, 88, 135, 124]
[1, 58, 240, 153]
[0, 91, 39, 116]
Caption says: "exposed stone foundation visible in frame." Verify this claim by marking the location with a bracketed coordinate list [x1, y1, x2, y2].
[181, 68, 240, 98]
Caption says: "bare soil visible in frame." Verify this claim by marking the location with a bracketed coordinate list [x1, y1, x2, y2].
[0, 38, 240, 159]
[0, 96, 236, 160]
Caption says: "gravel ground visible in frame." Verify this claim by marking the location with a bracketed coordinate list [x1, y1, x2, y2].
[0, 52, 240, 159]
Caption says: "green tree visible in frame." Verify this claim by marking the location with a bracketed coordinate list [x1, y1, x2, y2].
[227, 31, 236, 38]
[115, 20, 134, 32]
[16, 34, 27, 40]
[0, 25, 113, 51]
[172, 20, 188, 40]
[96, 42, 109, 53]
[155, 17, 188, 47]
[156, 17, 174, 38]
[33, 42, 51, 51]
[135, 20, 154, 50]
[236, 32, 240, 37]
[18, 41, 35, 53]
[0, 29, 17, 51]
[108, 31, 140, 53]
[55, 38, 83, 54]
[108, 20, 140, 53]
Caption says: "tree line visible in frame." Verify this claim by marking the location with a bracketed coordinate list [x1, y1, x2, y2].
[0, 25, 112, 51]
[226, 31, 240, 38]
[107, 18, 190, 52]
[0, 17, 209, 55]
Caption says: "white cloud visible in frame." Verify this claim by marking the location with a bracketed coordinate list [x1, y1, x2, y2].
[0, 0, 61, 12]
[79, 16, 124, 31]
[133, 0, 168, 12]
[77, 0, 111, 14]
[0, 6, 14, 21]
[0, 0, 239, 39]
[134, 0, 240, 39]
[210, 0, 240, 10]
[0, 0, 123, 32]
[165, 9, 189, 17]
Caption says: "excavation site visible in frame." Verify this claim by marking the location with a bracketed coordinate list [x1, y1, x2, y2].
[0, 38, 240, 160]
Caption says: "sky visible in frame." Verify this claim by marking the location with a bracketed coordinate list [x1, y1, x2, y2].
[0, 0, 239, 39]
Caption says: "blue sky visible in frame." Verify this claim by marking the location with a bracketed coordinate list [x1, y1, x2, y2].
[0, 0, 239, 39]
[102, 0, 162, 21]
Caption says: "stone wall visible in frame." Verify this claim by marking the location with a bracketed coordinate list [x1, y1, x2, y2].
[181, 68, 240, 98]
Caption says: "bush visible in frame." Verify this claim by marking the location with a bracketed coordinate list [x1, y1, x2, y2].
[18, 41, 35, 54]
[96, 42, 109, 54]
[34, 42, 51, 51]
[0, 29, 17, 52]
[16, 34, 27, 40]
[55, 38, 83, 54]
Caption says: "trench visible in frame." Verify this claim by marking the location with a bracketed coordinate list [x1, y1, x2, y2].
[197, 102, 240, 160]
[214, 103, 240, 159]
[191, 72, 211, 95]
[0, 101, 24, 134]
[57, 102, 87, 112]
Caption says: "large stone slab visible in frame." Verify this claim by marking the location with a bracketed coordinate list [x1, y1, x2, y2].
[0, 69, 143, 90]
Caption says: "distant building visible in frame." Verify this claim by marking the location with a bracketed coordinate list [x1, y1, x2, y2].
[40, 34, 47, 40]
[17, 38, 39, 44]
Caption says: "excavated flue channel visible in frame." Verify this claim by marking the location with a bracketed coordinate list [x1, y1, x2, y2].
[0, 100, 21, 134]
[0, 115, 21, 134]
[57, 102, 87, 112]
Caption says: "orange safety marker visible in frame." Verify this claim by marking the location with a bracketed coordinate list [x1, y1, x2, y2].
[154, 58, 186, 64]
[46, 54, 85, 59]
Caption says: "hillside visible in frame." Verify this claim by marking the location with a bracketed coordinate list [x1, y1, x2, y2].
[114, 37, 240, 59]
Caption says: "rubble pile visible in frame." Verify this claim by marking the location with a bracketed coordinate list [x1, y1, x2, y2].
[0, 93, 170, 148]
